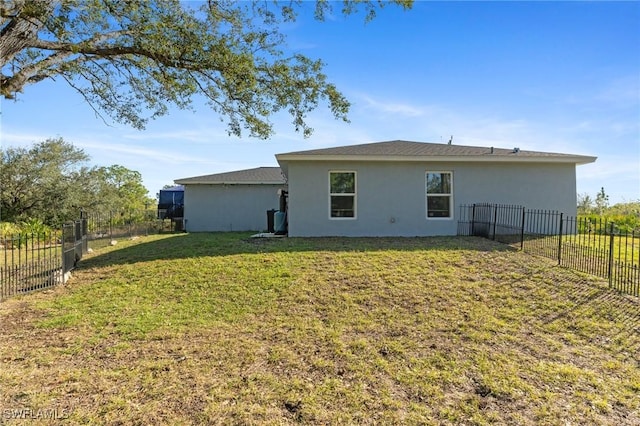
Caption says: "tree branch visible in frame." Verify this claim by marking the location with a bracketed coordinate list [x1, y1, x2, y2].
[1, 49, 74, 98]
[0, 0, 403, 137]
[0, 0, 52, 66]
[59, 73, 113, 128]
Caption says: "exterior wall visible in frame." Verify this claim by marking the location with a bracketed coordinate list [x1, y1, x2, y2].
[183, 184, 284, 232]
[286, 161, 577, 237]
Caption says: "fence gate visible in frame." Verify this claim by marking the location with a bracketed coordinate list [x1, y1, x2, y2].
[2, 218, 90, 302]
[62, 219, 87, 274]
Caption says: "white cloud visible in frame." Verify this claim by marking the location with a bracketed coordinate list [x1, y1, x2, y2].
[579, 156, 640, 182]
[1, 131, 58, 146]
[357, 94, 425, 117]
[121, 130, 219, 143]
[595, 75, 640, 108]
[77, 140, 214, 165]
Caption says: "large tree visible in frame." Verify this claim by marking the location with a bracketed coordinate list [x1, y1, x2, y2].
[1, 0, 412, 138]
[86, 165, 154, 212]
[0, 138, 153, 224]
[0, 138, 89, 224]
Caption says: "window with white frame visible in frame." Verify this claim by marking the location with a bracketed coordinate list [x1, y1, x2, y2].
[329, 171, 356, 218]
[426, 172, 452, 218]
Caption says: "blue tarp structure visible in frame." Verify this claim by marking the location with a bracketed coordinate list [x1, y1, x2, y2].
[157, 185, 184, 219]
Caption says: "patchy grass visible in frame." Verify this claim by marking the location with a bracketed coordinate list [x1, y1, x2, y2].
[0, 233, 638, 425]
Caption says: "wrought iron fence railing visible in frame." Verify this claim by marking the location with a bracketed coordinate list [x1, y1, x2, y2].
[82, 210, 177, 249]
[1, 220, 86, 302]
[0, 231, 61, 300]
[458, 203, 639, 297]
[1, 209, 176, 302]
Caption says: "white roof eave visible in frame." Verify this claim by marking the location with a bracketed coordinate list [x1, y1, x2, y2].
[274, 154, 597, 165]
[173, 180, 286, 185]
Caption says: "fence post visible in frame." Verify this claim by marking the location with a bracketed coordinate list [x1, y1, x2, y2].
[61, 223, 68, 274]
[520, 207, 526, 251]
[63, 221, 77, 274]
[471, 204, 476, 236]
[492, 204, 498, 241]
[608, 221, 615, 288]
[557, 213, 563, 265]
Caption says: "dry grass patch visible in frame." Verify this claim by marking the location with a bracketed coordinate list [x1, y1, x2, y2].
[0, 233, 638, 425]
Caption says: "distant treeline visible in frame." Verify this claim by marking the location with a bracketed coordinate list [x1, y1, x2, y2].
[577, 188, 639, 233]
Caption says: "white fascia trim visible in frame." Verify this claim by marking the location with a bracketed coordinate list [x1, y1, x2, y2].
[275, 154, 597, 165]
[174, 181, 286, 185]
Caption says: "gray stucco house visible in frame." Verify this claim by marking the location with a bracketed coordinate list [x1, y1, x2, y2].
[175, 140, 596, 236]
[275, 140, 596, 237]
[174, 167, 286, 232]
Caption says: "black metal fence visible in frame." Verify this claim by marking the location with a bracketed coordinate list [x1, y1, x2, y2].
[62, 219, 88, 274]
[1, 219, 87, 301]
[83, 210, 175, 249]
[458, 203, 640, 297]
[1, 210, 178, 301]
[0, 231, 60, 299]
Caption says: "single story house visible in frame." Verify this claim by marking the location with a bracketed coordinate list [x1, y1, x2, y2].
[174, 167, 286, 232]
[176, 140, 596, 236]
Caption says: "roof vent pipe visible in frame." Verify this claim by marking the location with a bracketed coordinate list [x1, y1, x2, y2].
[490, 147, 494, 154]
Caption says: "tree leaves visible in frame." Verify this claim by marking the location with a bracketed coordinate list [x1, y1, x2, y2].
[0, 138, 153, 225]
[1, 0, 412, 138]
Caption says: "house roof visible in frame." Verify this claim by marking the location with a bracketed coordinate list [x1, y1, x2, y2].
[161, 185, 184, 192]
[275, 140, 597, 175]
[174, 167, 286, 185]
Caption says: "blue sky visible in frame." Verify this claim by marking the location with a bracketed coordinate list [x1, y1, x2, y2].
[2, 1, 639, 204]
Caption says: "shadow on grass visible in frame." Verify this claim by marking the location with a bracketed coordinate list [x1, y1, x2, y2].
[557, 286, 639, 363]
[488, 262, 640, 363]
[80, 232, 515, 270]
[533, 270, 640, 363]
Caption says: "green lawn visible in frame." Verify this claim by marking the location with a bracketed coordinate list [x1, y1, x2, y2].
[0, 233, 638, 425]
[1, 242, 61, 267]
[562, 232, 640, 266]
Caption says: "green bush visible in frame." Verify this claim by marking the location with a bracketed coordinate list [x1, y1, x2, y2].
[609, 214, 640, 234]
[0, 219, 57, 248]
[577, 214, 640, 235]
[20, 218, 52, 235]
[0, 222, 21, 239]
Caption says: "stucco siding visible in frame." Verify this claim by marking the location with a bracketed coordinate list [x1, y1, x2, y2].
[455, 163, 577, 215]
[286, 161, 577, 237]
[183, 184, 283, 232]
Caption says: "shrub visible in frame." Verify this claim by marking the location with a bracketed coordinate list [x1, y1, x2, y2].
[20, 218, 52, 235]
[0, 222, 21, 239]
[577, 214, 640, 235]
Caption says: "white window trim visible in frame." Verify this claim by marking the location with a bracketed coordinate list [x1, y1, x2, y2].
[329, 170, 357, 220]
[426, 171, 453, 220]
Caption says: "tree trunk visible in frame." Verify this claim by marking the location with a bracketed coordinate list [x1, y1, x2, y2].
[1, 1, 52, 96]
